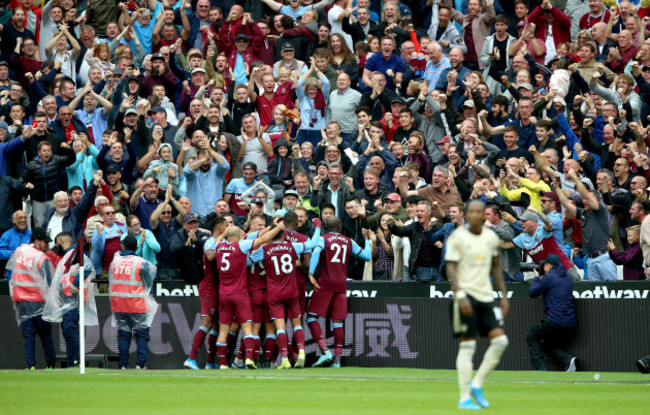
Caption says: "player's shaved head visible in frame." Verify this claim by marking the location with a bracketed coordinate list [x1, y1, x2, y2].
[227, 226, 243, 240]
[326, 217, 342, 232]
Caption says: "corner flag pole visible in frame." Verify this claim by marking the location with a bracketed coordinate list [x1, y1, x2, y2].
[78, 240, 86, 375]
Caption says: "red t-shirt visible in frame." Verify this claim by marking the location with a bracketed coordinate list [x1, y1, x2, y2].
[255, 93, 281, 126]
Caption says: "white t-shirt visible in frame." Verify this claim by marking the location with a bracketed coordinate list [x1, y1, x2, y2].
[545, 24, 557, 65]
[328, 5, 354, 50]
[47, 214, 64, 248]
[236, 134, 272, 174]
[444, 225, 499, 303]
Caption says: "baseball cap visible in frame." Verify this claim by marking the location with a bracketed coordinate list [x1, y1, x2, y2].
[235, 33, 250, 42]
[462, 99, 475, 108]
[0, 61, 8, 67]
[31, 227, 51, 243]
[191, 68, 206, 76]
[148, 106, 166, 115]
[183, 213, 200, 223]
[390, 97, 407, 106]
[284, 190, 299, 198]
[316, 160, 329, 169]
[242, 161, 257, 171]
[383, 193, 402, 203]
[0, 120, 9, 131]
[106, 164, 121, 174]
[436, 136, 450, 145]
[539, 191, 560, 211]
[540, 254, 562, 266]
[112, 67, 124, 76]
[518, 82, 534, 91]
[127, 75, 140, 84]
[281, 43, 295, 52]
[252, 199, 265, 205]
[124, 108, 138, 116]
[150, 52, 165, 61]
[519, 210, 538, 222]
[517, 21, 529, 28]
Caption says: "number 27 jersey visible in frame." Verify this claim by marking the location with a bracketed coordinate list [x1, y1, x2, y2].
[318, 233, 358, 293]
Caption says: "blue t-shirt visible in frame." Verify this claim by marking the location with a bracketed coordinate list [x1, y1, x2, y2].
[513, 226, 552, 251]
[364, 53, 405, 91]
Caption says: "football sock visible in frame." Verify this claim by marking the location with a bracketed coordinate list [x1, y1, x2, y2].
[236, 337, 245, 360]
[227, 330, 238, 361]
[472, 335, 509, 389]
[243, 335, 255, 360]
[277, 329, 289, 358]
[457, 340, 477, 400]
[293, 325, 305, 351]
[206, 330, 218, 364]
[333, 323, 344, 357]
[189, 326, 208, 360]
[253, 336, 261, 361]
[264, 334, 277, 360]
[307, 316, 328, 354]
[217, 343, 228, 367]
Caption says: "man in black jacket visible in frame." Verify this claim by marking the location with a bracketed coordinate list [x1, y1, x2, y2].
[341, 6, 381, 46]
[170, 213, 210, 284]
[342, 196, 367, 280]
[27, 140, 75, 226]
[387, 200, 442, 282]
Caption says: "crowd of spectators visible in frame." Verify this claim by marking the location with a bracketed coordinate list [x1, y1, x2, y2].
[1, 0, 650, 283]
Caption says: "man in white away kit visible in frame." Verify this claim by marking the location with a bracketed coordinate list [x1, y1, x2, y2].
[445, 200, 509, 410]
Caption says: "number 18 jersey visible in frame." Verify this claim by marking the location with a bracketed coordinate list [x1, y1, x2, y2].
[261, 242, 302, 301]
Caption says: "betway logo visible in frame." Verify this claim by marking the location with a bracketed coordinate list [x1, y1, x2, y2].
[305, 289, 377, 298]
[156, 283, 199, 297]
[430, 286, 513, 299]
[573, 286, 649, 299]
[155, 284, 377, 298]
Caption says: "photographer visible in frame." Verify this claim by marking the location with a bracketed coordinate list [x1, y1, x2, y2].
[525, 254, 578, 372]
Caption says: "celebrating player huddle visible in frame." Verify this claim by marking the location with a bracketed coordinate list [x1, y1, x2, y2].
[184, 213, 370, 370]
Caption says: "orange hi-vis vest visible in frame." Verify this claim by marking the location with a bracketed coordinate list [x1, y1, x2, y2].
[109, 255, 147, 314]
[11, 246, 48, 303]
[62, 267, 89, 304]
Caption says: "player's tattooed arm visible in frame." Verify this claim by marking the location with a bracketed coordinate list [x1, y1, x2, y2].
[527, 206, 552, 232]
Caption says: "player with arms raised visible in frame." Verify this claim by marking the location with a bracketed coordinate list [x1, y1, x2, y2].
[445, 200, 509, 410]
[214, 225, 284, 369]
[307, 217, 371, 368]
[251, 217, 321, 369]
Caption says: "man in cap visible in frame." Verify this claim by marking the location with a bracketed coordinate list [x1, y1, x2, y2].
[225, 162, 261, 217]
[141, 52, 177, 101]
[360, 192, 410, 230]
[275, 189, 301, 216]
[500, 207, 580, 281]
[7, 227, 56, 369]
[171, 213, 211, 284]
[273, 42, 307, 77]
[526, 253, 578, 372]
[218, 9, 263, 83]
[146, 106, 179, 156]
[179, 67, 209, 113]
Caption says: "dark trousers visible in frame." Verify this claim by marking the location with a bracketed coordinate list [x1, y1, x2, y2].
[62, 308, 79, 367]
[116, 313, 151, 368]
[20, 315, 55, 368]
[526, 319, 576, 370]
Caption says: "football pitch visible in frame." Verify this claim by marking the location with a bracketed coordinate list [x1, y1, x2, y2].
[1, 368, 648, 414]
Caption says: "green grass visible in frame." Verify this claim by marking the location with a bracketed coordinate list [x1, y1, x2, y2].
[1, 368, 648, 415]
